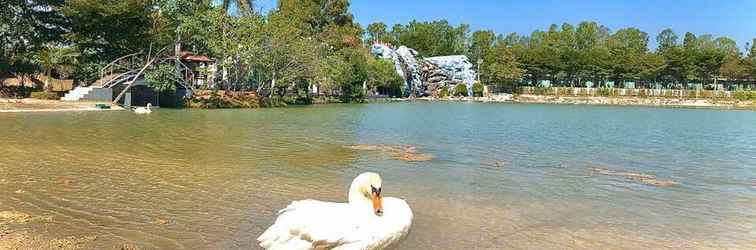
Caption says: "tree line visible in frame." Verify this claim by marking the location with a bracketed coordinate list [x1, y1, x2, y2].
[2, 0, 405, 101]
[367, 20, 756, 92]
[3, 0, 756, 102]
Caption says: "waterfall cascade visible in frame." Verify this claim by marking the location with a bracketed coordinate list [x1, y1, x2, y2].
[370, 43, 477, 97]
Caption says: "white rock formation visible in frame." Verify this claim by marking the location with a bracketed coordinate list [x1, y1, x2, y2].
[370, 43, 477, 97]
[424, 55, 476, 96]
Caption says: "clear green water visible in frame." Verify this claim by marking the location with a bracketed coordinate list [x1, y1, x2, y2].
[1, 102, 755, 249]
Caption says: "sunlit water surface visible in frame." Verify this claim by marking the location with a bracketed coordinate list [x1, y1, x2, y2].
[1, 102, 755, 249]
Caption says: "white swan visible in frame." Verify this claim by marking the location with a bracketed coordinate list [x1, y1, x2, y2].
[258, 172, 413, 250]
[133, 103, 152, 114]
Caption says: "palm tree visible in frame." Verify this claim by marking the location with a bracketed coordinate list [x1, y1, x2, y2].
[34, 46, 80, 92]
[221, 0, 254, 16]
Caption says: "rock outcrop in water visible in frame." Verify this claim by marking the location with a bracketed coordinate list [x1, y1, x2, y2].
[591, 167, 680, 187]
[371, 43, 476, 97]
[345, 144, 434, 162]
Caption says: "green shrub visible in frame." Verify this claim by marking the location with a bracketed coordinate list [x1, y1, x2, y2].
[733, 91, 756, 101]
[471, 82, 484, 97]
[439, 86, 449, 98]
[687, 90, 699, 98]
[72, 62, 104, 86]
[30, 91, 58, 100]
[453, 84, 468, 97]
[188, 91, 260, 108]
[556, 87, 571, 96]
[145, 64, 177, 91]
[637, 89, 648, 98]
[532, 86, 550, 95]
[596, 87, 615, 97]
[259, 96, 288, 107]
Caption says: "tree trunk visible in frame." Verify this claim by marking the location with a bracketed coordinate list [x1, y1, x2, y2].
[270, 72, 276, 97]
[44, 69, 52, 92]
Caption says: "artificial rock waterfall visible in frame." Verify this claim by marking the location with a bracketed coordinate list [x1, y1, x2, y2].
[371, 43, 477, 97]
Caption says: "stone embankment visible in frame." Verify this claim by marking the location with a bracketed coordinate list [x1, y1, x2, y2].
[408, 94, 755, 109]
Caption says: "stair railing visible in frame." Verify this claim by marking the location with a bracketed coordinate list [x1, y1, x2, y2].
[112, 47, 168, 105]
[97, 52, 143, 86]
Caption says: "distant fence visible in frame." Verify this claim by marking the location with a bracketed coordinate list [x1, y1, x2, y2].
[520, 87, 735, 99]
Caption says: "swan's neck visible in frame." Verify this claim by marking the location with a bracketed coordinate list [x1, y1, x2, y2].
[347, 179, 371, 208]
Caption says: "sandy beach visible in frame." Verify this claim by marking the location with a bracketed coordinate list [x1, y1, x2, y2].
[0, 99, 124, 113]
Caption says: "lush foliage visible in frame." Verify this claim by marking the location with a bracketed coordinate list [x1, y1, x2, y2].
[438, 85, 449, 98]
[34, 46, 80, 91]
[366, 59, 404, 96]
[145, 64, 177, 91]
[733, 91, 756, 101]
[472, 82, 484, 97]
[1, 0, 68, 74]
[367, 20, 756, 90]
[453, 84, 468, 97]
[188, 91, 259, 108]
[389, 20, 469, 57]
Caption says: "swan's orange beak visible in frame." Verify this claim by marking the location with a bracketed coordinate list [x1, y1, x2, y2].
[371, 192, 383, 216]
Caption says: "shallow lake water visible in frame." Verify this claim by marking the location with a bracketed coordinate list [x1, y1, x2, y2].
[1, 102, 755, 249]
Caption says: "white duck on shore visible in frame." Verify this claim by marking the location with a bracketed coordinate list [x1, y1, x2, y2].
[133, 103, 152, 114]
[258, 172, 413, 250]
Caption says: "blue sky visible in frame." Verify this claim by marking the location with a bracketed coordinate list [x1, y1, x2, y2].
[255, 0, 756, 52]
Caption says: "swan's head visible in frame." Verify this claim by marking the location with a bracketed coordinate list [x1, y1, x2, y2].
[146, 103, 152, 108]
[348, 172, 383, 216]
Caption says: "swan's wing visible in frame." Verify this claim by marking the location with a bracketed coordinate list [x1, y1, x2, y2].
[257, 199, 361, 250]
[348, 197, 413, 250]
[258, 198, 414, 250]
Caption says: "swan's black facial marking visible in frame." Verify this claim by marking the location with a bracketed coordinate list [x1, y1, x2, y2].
[370, 185, 382, 196]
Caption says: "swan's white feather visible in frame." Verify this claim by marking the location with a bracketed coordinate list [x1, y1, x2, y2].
[133, 107, 151, 114]
[258, 197, 412, 250]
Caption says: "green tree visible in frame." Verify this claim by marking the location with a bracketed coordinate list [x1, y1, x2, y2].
[607, 28, 649, 81]
[366, 59, 403, 96]
[277, 0, 362, 50]
[179, 8, 265, 90]
[34, 46, 80, 91]
[62, 0, 156, 62]
[258, 11, 318, 96]
[366, 22, 388, 43]
[468, 30, 496, 81]
[575, 21, 611, 86]
[656, 28, 679, 52]
[517, 29, 561, 85]
[220, 0, 254, 16]
[337, 48, 369, 102]
[2, 0, 67, 74]
[485, 43, 524, 92]
[656, 29, 685, 85]
[145, 63, 177, 91]
[317, 54, 351, 96]
[391, 20, 469, 57]
[639, 52, 665, 86]
[719, 54, 745, 83]
[558, 23, 579, 86]
[745, 40, 756, 81]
